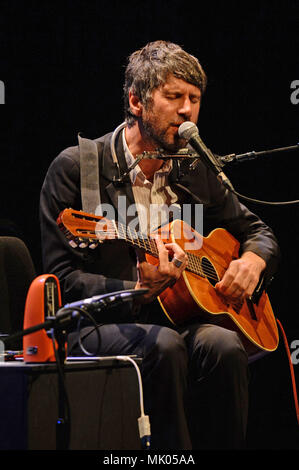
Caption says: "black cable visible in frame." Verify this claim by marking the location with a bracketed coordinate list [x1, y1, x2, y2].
[76, 311, 103, 357]
[208, 147, 299, 205]
[50, 328, 71, 450]
[49, 305, 104, 448]
[175, 176, 299, 207]
[56, 305, 103, 356]
[230, 188, 299, 206]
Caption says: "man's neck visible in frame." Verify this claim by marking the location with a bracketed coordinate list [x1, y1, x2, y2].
[125, 122, 164, 182]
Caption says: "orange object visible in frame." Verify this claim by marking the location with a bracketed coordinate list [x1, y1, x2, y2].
[23, 274, 62, 362]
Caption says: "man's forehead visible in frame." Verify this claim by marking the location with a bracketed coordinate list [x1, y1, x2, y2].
[159, 75, 201, 94]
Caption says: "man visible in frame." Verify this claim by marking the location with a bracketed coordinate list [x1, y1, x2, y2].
[40, 40, 280, 449]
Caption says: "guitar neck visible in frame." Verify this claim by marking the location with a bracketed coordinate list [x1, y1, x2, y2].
[107, 219, 159, 258]
[58, 209, 205, 279]
[109, 220, 205, 279]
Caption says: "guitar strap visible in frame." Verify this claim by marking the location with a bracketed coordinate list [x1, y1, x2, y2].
[78, 123, 126, 216]
[78, 134, 102, 215]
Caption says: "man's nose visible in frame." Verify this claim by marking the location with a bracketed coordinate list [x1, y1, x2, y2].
[178, 97, 192, 119]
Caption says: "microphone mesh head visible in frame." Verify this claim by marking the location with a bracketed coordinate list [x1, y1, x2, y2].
[178, 121, 198, 140]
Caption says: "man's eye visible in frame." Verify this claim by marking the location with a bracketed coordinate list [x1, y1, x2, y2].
[166, 94, 179, 100]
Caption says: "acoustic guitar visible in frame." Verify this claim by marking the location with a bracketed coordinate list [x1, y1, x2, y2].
[57, 208, 279, 356]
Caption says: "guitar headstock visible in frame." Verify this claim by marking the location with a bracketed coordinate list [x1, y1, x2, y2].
[57, 208, 117, 249]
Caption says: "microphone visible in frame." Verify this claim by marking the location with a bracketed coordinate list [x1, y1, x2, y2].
[178, 121, 234, 190]
[62, 288, 148, 313]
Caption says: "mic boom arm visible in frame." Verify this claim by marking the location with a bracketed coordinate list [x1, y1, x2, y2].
[220, 142, 299, 164]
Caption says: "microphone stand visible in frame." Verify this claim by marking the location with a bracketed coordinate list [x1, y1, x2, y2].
[219, 142, 299, 165]
[52, 323, 70, 451]
[116, 143, 299, 205]
[113, 142, 299, 175]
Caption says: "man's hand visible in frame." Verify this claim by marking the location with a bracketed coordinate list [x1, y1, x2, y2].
[135, 236, 188, 304]
[215, 251, 266, 302]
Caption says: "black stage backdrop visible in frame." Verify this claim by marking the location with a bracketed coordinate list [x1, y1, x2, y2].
[0, 0, 299, 450]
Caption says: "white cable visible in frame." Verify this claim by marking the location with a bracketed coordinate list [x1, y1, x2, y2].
[115, 355, 151, 448]
[110, 121, 127, 165]
[66, 354, 151, 448]
[116, 355, 145, 415]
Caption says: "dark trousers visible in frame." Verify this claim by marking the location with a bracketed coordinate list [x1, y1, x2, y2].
[68, 321, 249, 450]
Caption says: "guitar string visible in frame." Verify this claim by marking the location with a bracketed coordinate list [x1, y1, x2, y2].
[77, 216, 229, 268]
[74, 225, 220, 281]
[72, 215, 221, 280]
[80, 224, 221, 282]
[76, 224, 227, 275]
[75, 221, 221, 281]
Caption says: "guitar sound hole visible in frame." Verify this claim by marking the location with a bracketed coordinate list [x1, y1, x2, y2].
[201, 257, 219, 287]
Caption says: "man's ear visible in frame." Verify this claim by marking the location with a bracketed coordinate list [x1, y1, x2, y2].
[129, 90, 143, 117]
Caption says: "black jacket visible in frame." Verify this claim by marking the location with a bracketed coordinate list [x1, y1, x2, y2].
[40, 130, 280, 311]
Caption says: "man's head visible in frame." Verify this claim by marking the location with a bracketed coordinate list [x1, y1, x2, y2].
[123, 40, 207, 128]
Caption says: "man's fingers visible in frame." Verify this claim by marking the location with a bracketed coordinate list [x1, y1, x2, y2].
[154, 236, 170, 270]
[215, 259, 259, 300]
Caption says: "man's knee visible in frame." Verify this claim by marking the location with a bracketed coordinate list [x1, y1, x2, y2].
[190, 324, 248, 376]
[210, 326, 247, 360]
[147, 326, 188, 368]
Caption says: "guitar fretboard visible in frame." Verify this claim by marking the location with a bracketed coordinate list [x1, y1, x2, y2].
[59, 209, 220, 284]
[96, 219, 216, 282]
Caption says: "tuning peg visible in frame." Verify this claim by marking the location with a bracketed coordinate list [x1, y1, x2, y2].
[78, 238, 88, 248]
[88, 239, 98, 249]
[69, 239, 78, 248]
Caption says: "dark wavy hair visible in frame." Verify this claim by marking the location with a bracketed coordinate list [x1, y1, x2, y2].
[123, 40, 207, 127]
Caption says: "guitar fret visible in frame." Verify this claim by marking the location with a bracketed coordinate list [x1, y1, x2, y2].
[112, 220, 119, 239]
[117, 222, 125, 240]
[117, 220, 205, 278]
[116, 221, 158, 257]
[140, 233, 147, 250]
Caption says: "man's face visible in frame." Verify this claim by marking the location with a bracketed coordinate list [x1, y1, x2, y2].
[141, 75, 201, 152]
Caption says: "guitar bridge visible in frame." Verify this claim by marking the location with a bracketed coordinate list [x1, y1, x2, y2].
[230, 299, 243, 315]
[250, 275, 265, 305]
[246, 298, 258, 321]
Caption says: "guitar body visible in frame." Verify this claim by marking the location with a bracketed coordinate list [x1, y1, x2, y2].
[147, 220, 279, 356]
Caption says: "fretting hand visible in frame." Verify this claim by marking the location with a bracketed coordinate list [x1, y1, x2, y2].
[135, 236, 188, 304]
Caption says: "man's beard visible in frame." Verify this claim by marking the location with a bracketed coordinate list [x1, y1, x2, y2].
[141, 115, 187, 153]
